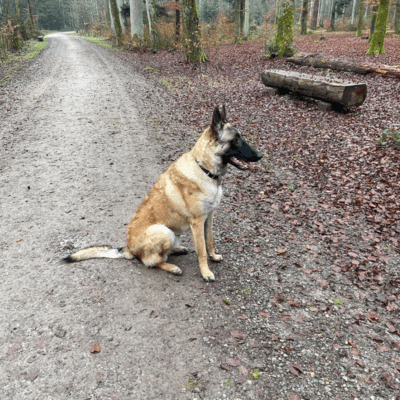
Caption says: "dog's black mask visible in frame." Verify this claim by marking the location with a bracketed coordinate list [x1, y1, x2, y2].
[224, 132, 263, 170]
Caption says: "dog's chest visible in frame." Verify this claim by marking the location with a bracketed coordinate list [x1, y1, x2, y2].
[201, 182, 223, 214]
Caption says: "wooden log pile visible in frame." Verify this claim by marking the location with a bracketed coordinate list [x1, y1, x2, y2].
[287, 52, 374, 75]
[261, 69, 367, 109]
[287, 52, 400, 80]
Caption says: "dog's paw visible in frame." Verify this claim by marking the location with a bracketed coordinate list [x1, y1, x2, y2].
[210, 253, 223, 262]
[171, 266, 183, 275]
[202, 270, 215, 282]
[171, 246, 189, 255]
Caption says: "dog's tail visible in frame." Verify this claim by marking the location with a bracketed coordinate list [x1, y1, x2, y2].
[62, 246, 133, 263]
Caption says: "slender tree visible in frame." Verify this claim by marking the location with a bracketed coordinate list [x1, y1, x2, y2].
[311, 0, 320, 29]
[301, 0, 309, 34]
[366, 0, 390, 54]
[130, 0, 144, 38]
[175, 0, 181, 42]
[109, 0, 123, 44]
[355, 0, 364, 35]
[181, 0, 207, 62]
[395, 0, 400, 33]
[330, 0, 337, 30]
[369, 4, 379, 39]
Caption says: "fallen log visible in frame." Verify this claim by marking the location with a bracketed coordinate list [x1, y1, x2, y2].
[261, 69, 367, 108]
[287, 52, 374, 75]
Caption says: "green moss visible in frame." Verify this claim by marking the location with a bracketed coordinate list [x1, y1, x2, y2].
[366, 0, 390, 55]
[182, 0, 208, 62]
[266, 0, 295, 58]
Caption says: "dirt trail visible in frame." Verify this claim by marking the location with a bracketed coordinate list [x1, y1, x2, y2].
[0, 33, 221, 399]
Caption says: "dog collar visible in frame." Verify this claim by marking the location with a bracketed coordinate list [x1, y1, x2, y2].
[196, 160, 219, 180]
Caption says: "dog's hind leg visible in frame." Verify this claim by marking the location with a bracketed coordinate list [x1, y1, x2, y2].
[138, 224, 183, 276]
[205, 211, 223, 262]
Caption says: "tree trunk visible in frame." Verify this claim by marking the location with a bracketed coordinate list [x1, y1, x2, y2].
[130, 0, 144, 38]
[366, 0, 390, 54]
[355, 0, 364, 36]
[369, 4, 379, 40]
[176, 0, 181, 42]
[15, 0, 27, 39]
[272, 0, 295, 56]
[109, 0, 123, 44]
[330, 0, 336, 30]
[181, 0, 208, 62]
[301, 0, 309, 34]
[234, 0, 241, 38]
[27, 0, 36, 35]
[318, 0, 325, 27]
[261, 69, 367, 108]
[351, 0, 358, 26]
[287, 52, 374, 74]
[311, 0, 320, 29]
[395, 1, 400, 34]
[243, 0, 250, 36]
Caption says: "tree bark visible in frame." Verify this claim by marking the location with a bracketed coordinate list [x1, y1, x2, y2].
[351, 0, 358, 26]
[330, 0, 336, 30]
[311, 0, 320, 29]
[272, 0, 295, 56]
[176, 0, 181, 42]
[366, 0, 390, 55]
[394, 1, 400, 34]
[300, 0, 309, 34]
[243, 0, 250, 36]
[182, 0, 208, 62]
[130, 0, 144, 38]
[261, 69, 367, 108]
[109, 0, 123, 44]
[355, 0, 364, 36]
[369, 4, 379, 40]
[287, 52, 374, 74]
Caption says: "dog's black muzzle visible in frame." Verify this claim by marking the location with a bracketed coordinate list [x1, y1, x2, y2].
[224, 133, 263, 170]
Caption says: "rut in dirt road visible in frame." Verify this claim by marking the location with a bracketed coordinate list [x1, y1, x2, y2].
[0, 33, 223, 400]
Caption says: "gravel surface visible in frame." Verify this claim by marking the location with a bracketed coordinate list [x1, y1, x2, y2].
[1, 32, 399, 400]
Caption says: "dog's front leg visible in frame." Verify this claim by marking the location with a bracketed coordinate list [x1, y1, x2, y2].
[190, 217, 215, 281]
[205, 211, 223, 262]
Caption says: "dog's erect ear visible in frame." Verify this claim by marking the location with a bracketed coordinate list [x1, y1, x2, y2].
[211, 107, 223, 135]
[221, 105, 227, 123]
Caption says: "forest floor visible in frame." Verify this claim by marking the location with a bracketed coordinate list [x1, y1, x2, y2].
[0, 31, 399, 400]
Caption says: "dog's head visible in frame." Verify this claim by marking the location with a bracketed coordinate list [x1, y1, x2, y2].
[211, 105, 263, 170]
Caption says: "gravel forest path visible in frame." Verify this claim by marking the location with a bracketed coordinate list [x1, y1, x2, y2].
[0, 33, 222, 400]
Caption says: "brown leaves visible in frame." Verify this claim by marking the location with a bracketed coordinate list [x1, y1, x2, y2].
[231, 330, 247, 341]
[366, 311, 380, 323]
[288, 363, 303, 376]
[90, 342, 101, 353]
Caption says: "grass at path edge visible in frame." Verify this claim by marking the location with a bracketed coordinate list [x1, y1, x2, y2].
[0, 39, 48, 85]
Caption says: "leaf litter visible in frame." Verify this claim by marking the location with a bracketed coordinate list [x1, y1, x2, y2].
[127, 33, 400, 399]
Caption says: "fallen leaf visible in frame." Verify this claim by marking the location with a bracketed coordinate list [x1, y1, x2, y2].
[366, 311, 380, 322]
[150, 310, 159, 318]
[259, 311, 271, 318]
[90, 342, 101, 353]
[288, 363, 303, 376]
[231, 330, 247, 340]
[226, 357, 241, 367]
